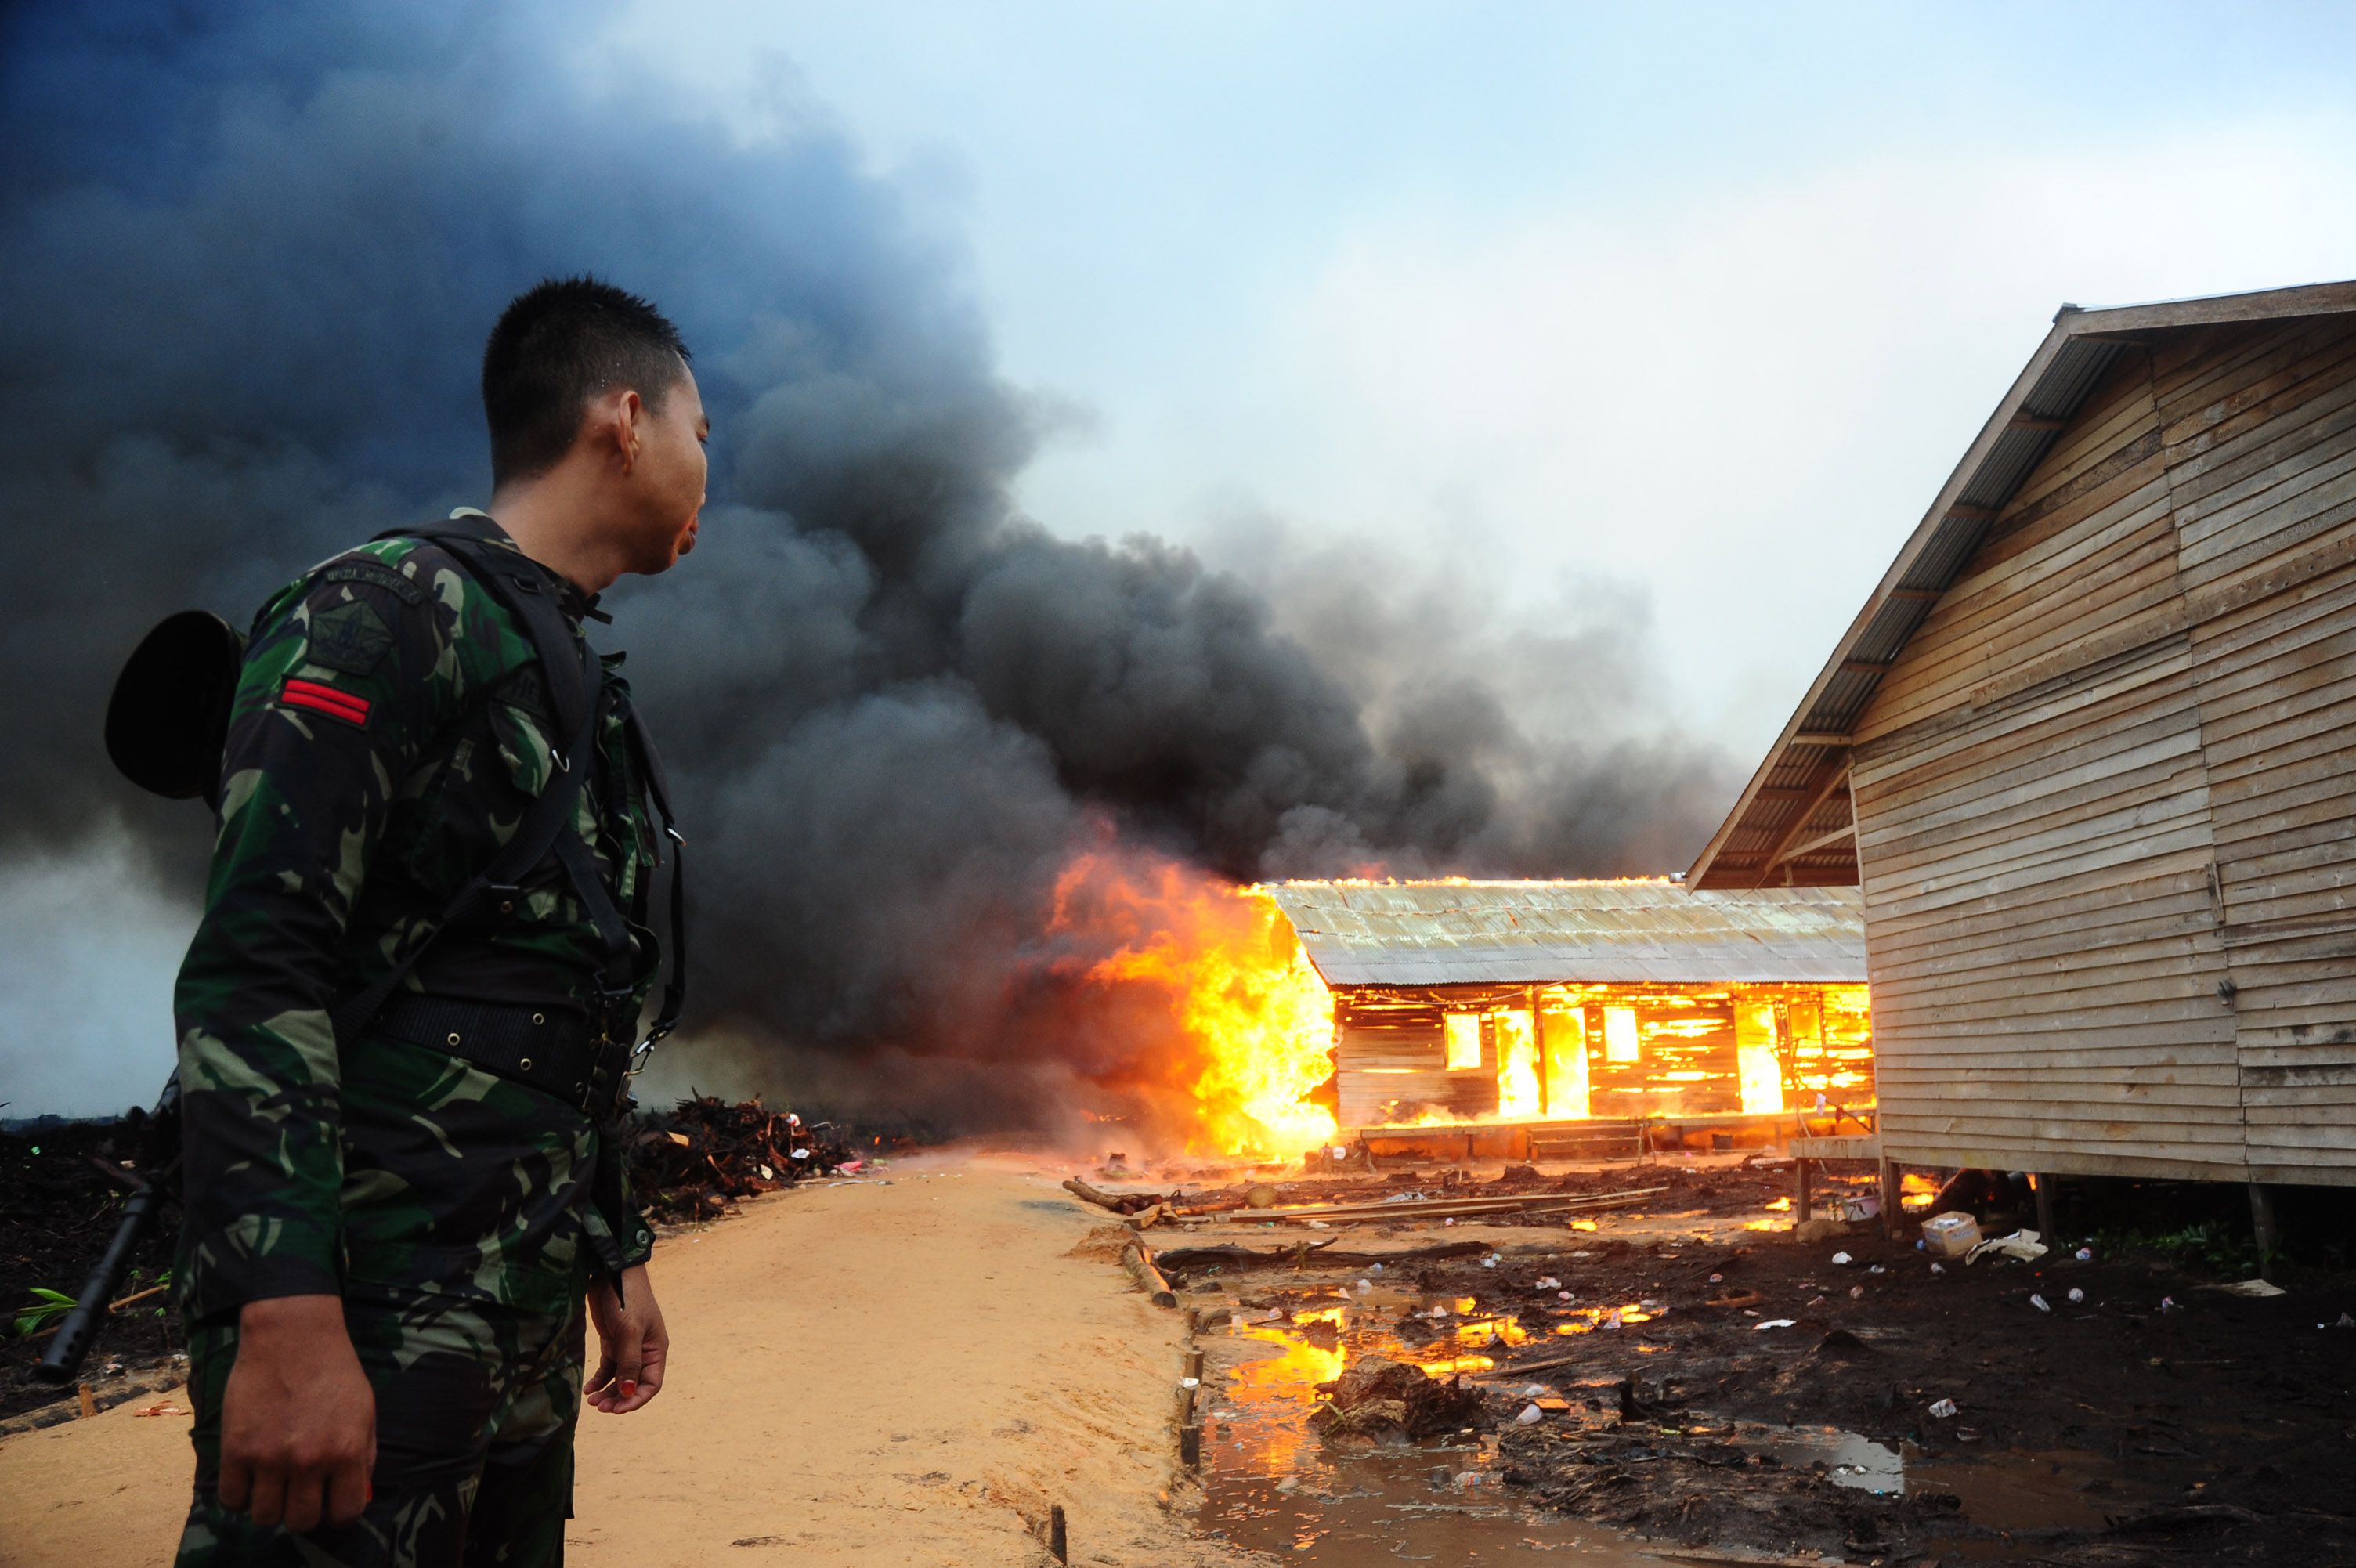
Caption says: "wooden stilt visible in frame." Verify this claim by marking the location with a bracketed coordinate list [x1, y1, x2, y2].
[1878, 1156, 1902, 1239]
[2249, 1183, 2280, 1282]
[2033, 1172, 2056, 1240]
[1049, 1505, 1068, 1563]
[1793, 1158, 1812, 1224]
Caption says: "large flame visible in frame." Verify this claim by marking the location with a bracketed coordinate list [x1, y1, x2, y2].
[1053, 851, 1340, 1158]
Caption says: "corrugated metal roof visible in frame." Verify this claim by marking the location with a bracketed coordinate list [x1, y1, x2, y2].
[1264, 880, 1866, 988]
[1687, 279, 2356, 891]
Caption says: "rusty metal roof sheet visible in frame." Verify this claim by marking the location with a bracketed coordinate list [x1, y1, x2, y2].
[1263, 880, 1866, 988]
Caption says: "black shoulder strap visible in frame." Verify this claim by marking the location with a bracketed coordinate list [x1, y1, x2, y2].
[624, 710, 688, 1050]
[329, 518, 687, 1054]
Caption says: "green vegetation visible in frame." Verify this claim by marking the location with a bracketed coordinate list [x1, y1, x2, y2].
[2093, 1219, 2264, 1279]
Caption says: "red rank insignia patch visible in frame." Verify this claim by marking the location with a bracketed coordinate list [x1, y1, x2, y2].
[281, 676, 372, 728]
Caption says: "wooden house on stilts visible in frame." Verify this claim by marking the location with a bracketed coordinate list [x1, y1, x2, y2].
[1689, 280, 2356, 1215]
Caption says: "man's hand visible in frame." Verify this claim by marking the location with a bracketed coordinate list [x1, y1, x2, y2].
[585, 1264, 667, 1414]
[219, 1294, 376, 1531]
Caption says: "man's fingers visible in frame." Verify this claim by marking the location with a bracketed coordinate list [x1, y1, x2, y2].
[615, 1335, 644, 1402]
[245, 1465, 287, 1530]
[218, 1454, 253, 1514]
[584, 1353, 617, 1396]
[323, 1453, 372, 1528]
[280, 1467, 324, 1535]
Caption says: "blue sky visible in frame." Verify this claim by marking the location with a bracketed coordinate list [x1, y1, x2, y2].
[608, 2, 2356, 755]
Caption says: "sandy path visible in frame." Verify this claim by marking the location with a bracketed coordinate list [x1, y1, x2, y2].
[0, 1157, 1258, 1568]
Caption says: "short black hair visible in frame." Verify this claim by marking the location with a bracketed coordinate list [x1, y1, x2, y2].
[482, 276, 692, 486]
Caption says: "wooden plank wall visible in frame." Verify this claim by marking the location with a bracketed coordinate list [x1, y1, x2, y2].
[1332, 995, 1490, 1128]
[1851, 313, 2356, 1184]
[2160, 316, 2356, 1184]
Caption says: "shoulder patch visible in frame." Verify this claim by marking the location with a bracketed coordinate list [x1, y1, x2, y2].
[308, 598, 396, 676]
[323, 560, 427, 605]
[281, 677, 372, 728]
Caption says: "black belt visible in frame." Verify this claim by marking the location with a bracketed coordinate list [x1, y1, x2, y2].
[372, 994, 629, 1118]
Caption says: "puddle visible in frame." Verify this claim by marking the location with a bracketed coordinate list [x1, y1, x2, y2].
[1202, 1299, 1660, 1565]
[1204, 1298, 2137, 1563]
[1746, 1422, 1905, 1493]
[1913, 1448, 2118, 1534]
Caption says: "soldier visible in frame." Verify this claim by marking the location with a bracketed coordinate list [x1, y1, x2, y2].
[172, 277, 707, 1566]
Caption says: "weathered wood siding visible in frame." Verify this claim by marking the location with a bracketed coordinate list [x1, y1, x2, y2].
[1852, 314, 2356, 1183]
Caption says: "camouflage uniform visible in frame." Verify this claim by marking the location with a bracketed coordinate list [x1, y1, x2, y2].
[172, 511, 661, 1566]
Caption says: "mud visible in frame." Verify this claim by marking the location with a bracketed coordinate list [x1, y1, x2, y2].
[1169, 1157, 2356, 1564]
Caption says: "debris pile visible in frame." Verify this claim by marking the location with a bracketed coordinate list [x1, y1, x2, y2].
[625, 1096, 860, 1220]
[1307, 1355, 1482, 1443]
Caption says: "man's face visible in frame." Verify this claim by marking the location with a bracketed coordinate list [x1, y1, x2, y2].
[626, 362, 710, 575]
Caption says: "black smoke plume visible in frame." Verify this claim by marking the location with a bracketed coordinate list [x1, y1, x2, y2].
[0, 2, 1731, 1130]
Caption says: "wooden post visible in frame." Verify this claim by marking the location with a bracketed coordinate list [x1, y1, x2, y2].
[1180, 1424, 1201, 1468]
[1048, 1505, 1068, 1563]
[1184, 1347, 1205, 1382]
[1792, 1157, 1811, 1224]
[2033, 1172, 2056, 1240]
[1878, 1156, 1901, 1240]
[2249, 1183, 2280, 1282]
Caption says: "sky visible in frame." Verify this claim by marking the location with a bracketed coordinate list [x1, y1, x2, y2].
[607, 0, 2356, 755]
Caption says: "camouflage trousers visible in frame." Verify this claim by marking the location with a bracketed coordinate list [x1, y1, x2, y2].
[177, 1288, 584, 1567]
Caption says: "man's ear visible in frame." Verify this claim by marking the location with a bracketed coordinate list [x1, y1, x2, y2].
[613, 388, 645, 475]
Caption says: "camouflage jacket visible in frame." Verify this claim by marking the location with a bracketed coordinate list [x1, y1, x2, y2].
[174, 511, 660, 1324]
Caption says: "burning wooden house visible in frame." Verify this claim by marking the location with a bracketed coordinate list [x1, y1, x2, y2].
[1265, 880, 1872, 1160]
[1688, 280, 2356, 1195]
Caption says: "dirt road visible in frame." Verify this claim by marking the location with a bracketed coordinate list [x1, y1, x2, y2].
[0, 1157, 1256, 1568]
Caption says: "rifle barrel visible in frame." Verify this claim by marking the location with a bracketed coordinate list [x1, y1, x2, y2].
[33, 1184, 161, 1386]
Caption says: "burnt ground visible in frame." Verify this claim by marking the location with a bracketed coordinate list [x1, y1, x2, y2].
[1156, 1157, 2356, 1566]
[0, 1117, 179, 1426]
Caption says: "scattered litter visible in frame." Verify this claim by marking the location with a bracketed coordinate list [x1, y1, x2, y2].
[1356, 1278, 1373, 1293]
[1929, 1263, 1945, 1275]
[1707, 1273, 1724, 1284]
[1369, 1263, 1384, 1274]
[839, 1158, 865, 1174]
[1444, 1218, 1456, 1227]
[1847, 1285, 1865, 1299]
[1964, 1227, 2047, 1266]
[1306, 1219, 1331, 1230]
[2160, 1296, 2181, 1313]
[2210, 1278, 2287, 1299]
[1481, 1255, 1499, 1269]
[1867, 1265, 1886, 1275]
[1556, 1290, 1574, 1302]
[1928, 1398, 1959, 1418]
[1534, 1276, 1561, 1291]
[1830, 1252, 1852, 1266]
[1515, 1404, 1546, 1425]
[2030, 1293, 2051, 1313]
[1755, 1318, 1798, 1331]
[132, 1402, 185, 1418]
[2338, 1313, 2355, 1329]
[1522, 1383, 1549, 1397]
[2075, 1247, 2093, 1261]
[757, 1164, 773, 1180]
[2067, 1288, 2085, 1304]
[1180, 1377, 1201, 1389]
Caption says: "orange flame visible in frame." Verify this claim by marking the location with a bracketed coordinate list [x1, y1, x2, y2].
[1053, 850, 1340, 1158]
